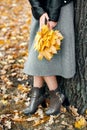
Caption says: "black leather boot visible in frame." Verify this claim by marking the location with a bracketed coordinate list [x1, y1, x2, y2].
[45, 88, 65, 115]
[23, 87, 46, 115]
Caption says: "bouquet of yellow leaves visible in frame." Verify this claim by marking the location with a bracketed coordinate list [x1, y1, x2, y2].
[34, 25, 64, 60]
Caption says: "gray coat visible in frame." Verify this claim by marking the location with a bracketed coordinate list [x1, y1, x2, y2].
[23, 1, 76, 78]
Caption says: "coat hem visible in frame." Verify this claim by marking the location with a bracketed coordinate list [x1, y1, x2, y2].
[23, 70, 76, 79]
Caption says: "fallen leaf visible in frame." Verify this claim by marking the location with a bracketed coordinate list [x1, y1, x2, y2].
[0, 125, 3, 130]
[4, 120, 11, 129]
[86, 109, 87, 114]
[69, 105, 79, 116]
[0, 39, 5, 45]
[1, 99, 8, 105]
[74, 116, 87, 129]
[17, 84, 30, 93]
[12, 117, 26, 122]
[61, 121, 68, 126]
[33, 116, 50, 127]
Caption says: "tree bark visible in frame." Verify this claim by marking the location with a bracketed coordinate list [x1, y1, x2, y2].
[59, 0, 87, 114]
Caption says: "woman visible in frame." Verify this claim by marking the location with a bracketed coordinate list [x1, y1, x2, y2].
[23, 0, 75, 115]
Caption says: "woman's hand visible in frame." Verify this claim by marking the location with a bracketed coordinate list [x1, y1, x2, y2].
[40, 13, 57, 30]
[40, 13, 49, 29]
[47, 21, 57, 30]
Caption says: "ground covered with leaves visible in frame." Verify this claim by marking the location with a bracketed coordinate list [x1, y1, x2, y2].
[0, 0, 87, 130]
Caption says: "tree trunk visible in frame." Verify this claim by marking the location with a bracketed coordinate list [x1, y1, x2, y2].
[59, 0, 87, 114]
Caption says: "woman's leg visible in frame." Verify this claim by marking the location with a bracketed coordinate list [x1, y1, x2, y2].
[43, 76, 58, 90]
[34, 76, 44, 88]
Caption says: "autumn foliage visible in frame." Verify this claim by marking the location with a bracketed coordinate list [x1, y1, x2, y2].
[34, 25, 63, 60]
[0, 0, 87, 130]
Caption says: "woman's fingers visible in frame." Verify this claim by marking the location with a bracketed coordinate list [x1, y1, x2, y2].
[45, 13, 49, 22]
[40, 13, 49, 29]
[47, 21, 57, 30]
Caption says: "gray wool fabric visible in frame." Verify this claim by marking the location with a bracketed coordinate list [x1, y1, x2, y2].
[23, 1, 76, 78]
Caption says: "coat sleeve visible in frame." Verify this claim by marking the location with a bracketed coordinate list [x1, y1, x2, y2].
[48, 0, 61, 22]
[29, 0, 45, 20]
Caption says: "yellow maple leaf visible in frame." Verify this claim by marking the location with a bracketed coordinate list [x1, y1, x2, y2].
[33, 116, 50, 127]
[17, 84, 30, 93]
[34, 25, 64, 60]
[49, 46, 57, 54]
[38, 53, 44, 60]
[86, 109, 87, 114]
[43, 49, 53, 60]
[41, 25, 49, 35]
[1, 99, 8, 105]
[0, 39, 5, 45]
[74, 117, 87, 129]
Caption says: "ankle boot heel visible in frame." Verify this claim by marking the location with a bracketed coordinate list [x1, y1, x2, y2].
[41, 100, 47, 108]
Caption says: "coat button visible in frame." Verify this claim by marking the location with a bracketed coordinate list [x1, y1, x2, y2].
[64, 0, 67, 3]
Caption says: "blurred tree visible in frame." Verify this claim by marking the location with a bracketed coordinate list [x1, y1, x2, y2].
[60, 0, 87, 114]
